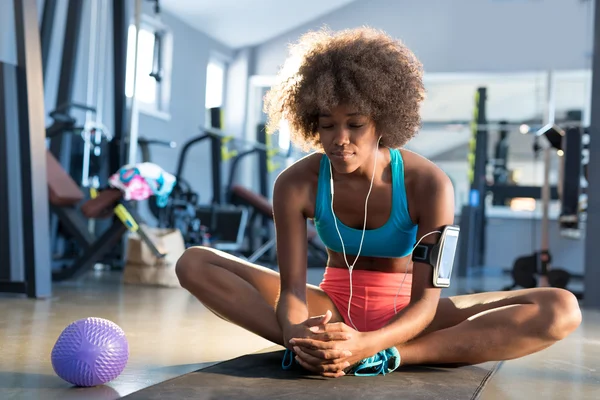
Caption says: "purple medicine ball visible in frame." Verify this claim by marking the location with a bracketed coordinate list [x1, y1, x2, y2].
[51, 317, 129, 387]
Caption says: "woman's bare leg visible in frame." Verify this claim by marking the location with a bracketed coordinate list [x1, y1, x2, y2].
[175, 246, 343, 346]
[396, 288, 582, 366]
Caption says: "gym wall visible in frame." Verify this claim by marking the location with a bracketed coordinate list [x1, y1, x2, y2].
[254, 0, 593, 76]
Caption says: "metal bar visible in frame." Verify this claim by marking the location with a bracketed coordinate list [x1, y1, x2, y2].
[539, 147, 551, 279]
[457, 87, 488, 277]
[487, 185, 560, 201]
[226, 148, 260, 202]
[1, 64, 26, 285]
[256, 124, 268, 198]
[456, 205, 474, 278]
[50, 206, 95, 247]
[174, 134, 212, 181]
[209, 109, 224, 205]
[40, 0, 57, 80]
[13, 0, 52, 298]
[52, 221, 127, 281]
[583, 0, 600, 308]
[123, 203, 166, 258]
[48, 0, 84, 178]
[82, 0, 100, 188]
[476, 89, 488, 268]
[247, 237, 276, 263]
[111, 0, 129, 174]
[54, 0, 84, 115]
[255, 124, 270, 247]
[0, 65, 11, 282]
[0, 281, 27, 293]
[420, 120, 585, 132]
[205, 127, 290, 156]
[211, 135, 223, 204]
[559, 126, 583, 237]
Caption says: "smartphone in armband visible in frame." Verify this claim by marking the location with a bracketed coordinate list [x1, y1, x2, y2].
[411, 225, 460, 288]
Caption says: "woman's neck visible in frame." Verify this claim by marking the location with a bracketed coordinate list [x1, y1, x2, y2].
[347, 147, 389, 183]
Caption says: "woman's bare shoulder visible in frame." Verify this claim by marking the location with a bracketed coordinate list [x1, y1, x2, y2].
[400, 148, 454, 222]
[272, 152, 323, 215]
[400, 148, 450, 183]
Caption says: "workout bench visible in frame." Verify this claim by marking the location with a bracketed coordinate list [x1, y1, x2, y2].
[47, 151, 165, 281]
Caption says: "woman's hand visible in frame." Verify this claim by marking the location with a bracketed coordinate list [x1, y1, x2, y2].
[282, 310, 352, 351]
[289, 322, 376, 378]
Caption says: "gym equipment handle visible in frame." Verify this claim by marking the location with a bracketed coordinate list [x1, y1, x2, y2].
[137, 138, 177, 148]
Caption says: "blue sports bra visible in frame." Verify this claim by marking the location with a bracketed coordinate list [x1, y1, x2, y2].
[313, 148, 418, 258]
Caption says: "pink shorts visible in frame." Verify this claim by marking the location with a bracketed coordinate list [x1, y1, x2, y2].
[319, 267, 412, 332]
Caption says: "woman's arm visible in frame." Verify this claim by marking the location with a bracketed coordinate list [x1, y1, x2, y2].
[272, 166, 312, 340]
[368, 167, 456, 353]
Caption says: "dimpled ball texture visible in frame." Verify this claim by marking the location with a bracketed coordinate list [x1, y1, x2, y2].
[51, 317, 129, 387]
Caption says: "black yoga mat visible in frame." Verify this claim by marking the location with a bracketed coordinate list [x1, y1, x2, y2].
[123, 346, 502, 400]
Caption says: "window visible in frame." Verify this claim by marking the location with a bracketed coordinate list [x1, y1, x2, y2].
[125, 17, 172, 118]
[278, 119, 291, 151]
[205, 59, 225, 109]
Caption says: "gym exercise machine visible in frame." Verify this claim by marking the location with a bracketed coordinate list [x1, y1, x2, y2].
[42, 0, 133, 271]
[139, 128, 252, 250]
[47, 150, 166, 281]
[503, 123, 587, 297]
[138, 128, 274, 257]
[145, 130, 220, 246]
[455, 87, 564, 278]
[138, 137, 177, 164]
[48, 0, 132, 176]
[47, 103, 116, 265]
[138, 122, 325, 266]
[452, 85, 588, 296]
[226, 124, 287, 255]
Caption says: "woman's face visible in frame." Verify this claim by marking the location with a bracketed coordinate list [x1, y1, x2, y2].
[317, 104, 379, 174]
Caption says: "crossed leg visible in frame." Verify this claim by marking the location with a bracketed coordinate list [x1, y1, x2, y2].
[175, 246, 344, 346]
[176, 246, 582, 368]
[396, 288, 582, 366]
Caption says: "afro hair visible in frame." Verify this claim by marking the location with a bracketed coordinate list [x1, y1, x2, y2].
[263, 26, 426, 152]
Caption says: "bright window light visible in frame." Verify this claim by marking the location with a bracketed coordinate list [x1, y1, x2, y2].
[205, 61, 225, 109]
[510, 197, 537, 212]
[125, 25, 156, 104]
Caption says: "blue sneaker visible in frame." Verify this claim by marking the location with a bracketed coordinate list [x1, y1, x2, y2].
[348, 347, 401, 376]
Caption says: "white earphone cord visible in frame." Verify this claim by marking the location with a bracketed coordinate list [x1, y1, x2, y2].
[330, 139, 440, 330]
[329, 140, 379, 331]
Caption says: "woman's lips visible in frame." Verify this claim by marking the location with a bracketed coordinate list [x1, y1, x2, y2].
[331, 151, 355, 161]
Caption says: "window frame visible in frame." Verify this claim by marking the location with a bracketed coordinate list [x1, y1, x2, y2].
[125, 14, 173, 120]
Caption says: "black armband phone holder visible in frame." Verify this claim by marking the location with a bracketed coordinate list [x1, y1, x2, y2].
[411, 225, 460, 288]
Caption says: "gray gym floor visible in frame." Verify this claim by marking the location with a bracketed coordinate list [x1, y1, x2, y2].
[0, 268, 597, 399]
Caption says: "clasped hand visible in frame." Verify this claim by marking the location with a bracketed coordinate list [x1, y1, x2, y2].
[285, 310, 372, 378]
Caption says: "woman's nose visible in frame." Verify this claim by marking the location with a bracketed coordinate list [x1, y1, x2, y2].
[332, 127, 350, 146]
